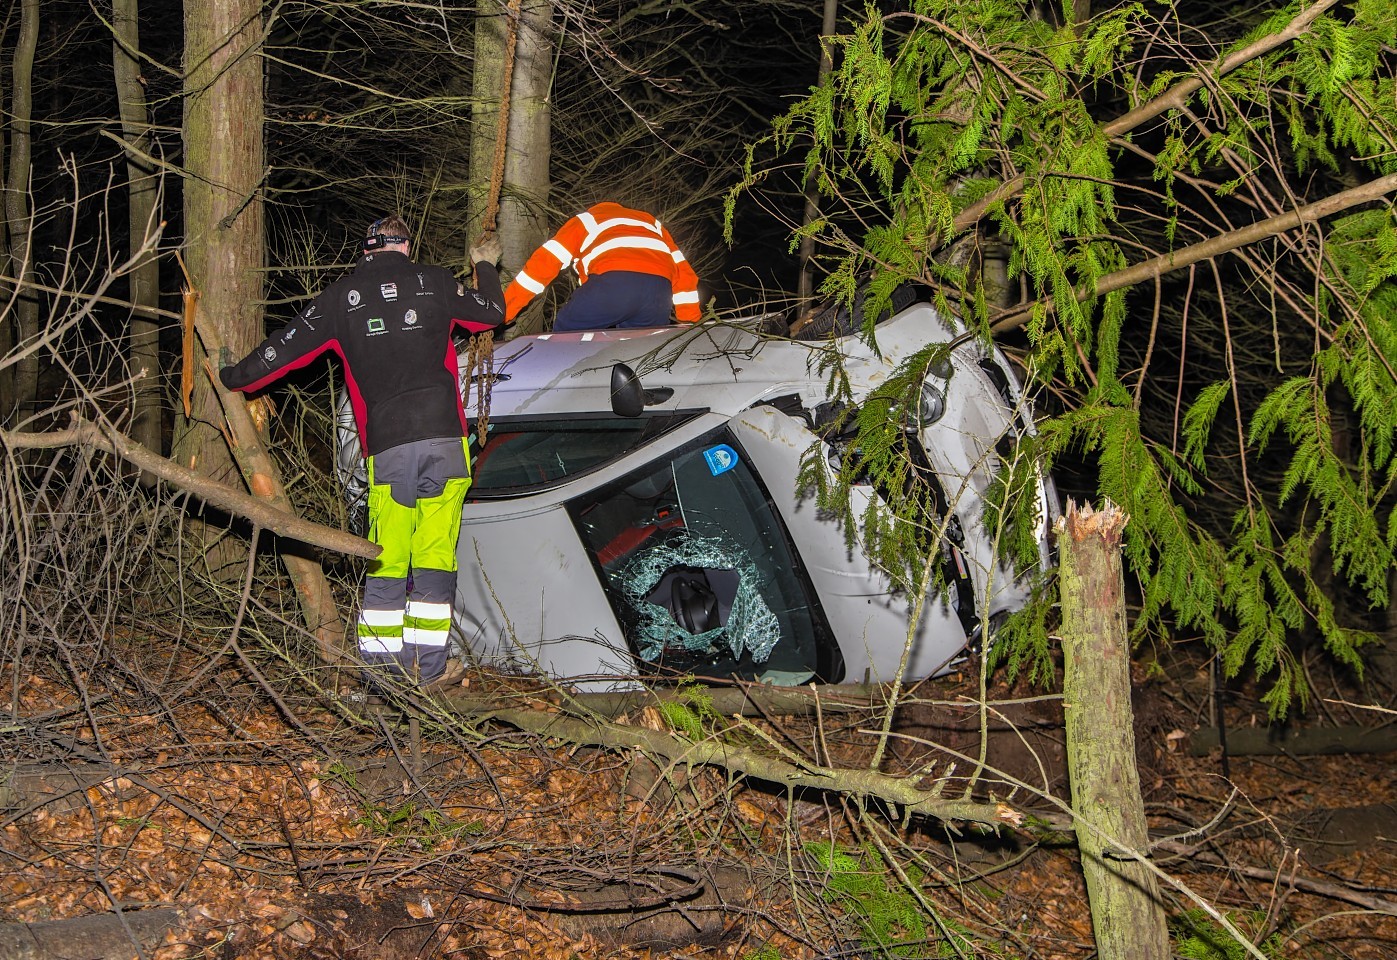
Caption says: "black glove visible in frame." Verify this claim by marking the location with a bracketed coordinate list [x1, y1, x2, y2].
[217, 347, 238, 390]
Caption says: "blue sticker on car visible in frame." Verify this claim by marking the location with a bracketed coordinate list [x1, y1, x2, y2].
[703, 444, 739, 476]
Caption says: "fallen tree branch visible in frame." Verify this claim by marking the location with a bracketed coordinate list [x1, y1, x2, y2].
[1154, 838, 1397, 915]
[428, 681, 884, 720]
[471, 702, 1022, 828]
[0, 907, 183, 960]
[1187, 724, 1397, 757]
[1, 416, 377, 560]
[189, 299, 357, 669]
[954, 0, 1341, 239]
[989, 172, 1397, 333]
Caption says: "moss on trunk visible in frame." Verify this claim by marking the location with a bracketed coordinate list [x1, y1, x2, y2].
[1057, 500, 1170, 960]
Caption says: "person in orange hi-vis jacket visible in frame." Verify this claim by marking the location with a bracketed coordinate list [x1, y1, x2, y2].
[503, 201, 701, 331]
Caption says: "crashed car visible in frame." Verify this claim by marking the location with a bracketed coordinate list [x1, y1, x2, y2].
[339, 292, 1058, 691]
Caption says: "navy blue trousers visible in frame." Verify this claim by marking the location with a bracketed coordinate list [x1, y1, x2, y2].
[554, 272, 674, 331]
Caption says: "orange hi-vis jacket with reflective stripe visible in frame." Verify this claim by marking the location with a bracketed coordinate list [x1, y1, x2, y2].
[504, 202, 701, 323]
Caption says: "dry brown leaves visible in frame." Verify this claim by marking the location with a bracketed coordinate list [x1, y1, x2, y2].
[6, 661, 1397, 959]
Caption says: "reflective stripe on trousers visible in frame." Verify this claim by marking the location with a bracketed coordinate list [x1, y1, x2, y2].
[357, 438, 471, 685]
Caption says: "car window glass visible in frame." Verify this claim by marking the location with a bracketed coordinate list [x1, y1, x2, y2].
[568, 431, 838, 684]
[467, 413, 697, 496]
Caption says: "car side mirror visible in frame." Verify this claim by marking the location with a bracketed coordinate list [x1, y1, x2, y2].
[611, 362, 675, 418]
[611, 363, 645, 418]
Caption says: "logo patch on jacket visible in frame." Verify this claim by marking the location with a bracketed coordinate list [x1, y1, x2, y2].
[367, 317, 385, 335]
[404, 309, 418, 326]
[348, 289, 361, 307]
[262, 347, 277, 363]
[381, 283, 398, 301]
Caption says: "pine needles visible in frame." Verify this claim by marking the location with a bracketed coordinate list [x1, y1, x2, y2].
[732, 0, 1397, 715]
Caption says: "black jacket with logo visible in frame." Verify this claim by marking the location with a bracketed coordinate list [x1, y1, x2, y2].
[220, 251, 504, 457]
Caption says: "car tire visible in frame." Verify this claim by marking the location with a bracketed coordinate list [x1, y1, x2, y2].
[791, 282, 926, 341]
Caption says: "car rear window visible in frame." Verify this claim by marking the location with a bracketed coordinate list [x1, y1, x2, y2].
[467, 413, 700, 497]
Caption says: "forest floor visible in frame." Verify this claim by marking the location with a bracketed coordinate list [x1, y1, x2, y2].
[2, 643, 1395, 960]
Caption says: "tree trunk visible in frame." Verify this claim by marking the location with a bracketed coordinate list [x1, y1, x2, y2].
[471, 0, 552, 335]
[0, 65, 10, 415]
[111, 0, 163, 460]
[193, 320, 355, 672]
[796, 0, 838, 306]
[174, 0, 268, 583]
[5, 0, 40, 421]
[1188, 723, 1397, 756]
[1056, 500, 1170, 960]
[174, 0, 350, 675]
[0, 908, 182, 960]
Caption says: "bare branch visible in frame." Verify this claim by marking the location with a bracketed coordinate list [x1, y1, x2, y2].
[990, 172, 1397, 340]
[1, 417, 378, 560]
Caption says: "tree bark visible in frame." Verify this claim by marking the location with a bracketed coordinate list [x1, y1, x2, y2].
[5, 0, 40, 420]
[0, 908, 182, 960]
[796, 0, 839, 306]
[173, 0, 267, 560]
[111, 0, 163, 460]
[1188, 723, 1397, 757]
[1056, 500, 1170, 960]
[471, 0, 553, 335]
[175, 1, 352, 675]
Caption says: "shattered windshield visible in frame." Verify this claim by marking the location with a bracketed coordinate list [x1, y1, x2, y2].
[467, 413, 699, 497]
[567, 430, 842, 685]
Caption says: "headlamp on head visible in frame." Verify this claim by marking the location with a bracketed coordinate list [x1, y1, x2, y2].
[364, 218, 409, 251]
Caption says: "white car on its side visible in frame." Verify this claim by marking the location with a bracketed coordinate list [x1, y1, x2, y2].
[340, 291, 1058, 691]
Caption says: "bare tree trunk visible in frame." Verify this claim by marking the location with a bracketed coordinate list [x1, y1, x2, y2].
[175, 1, 350, 676]
[111, 0, 162, 459]
[796, 0, 838, 307]
[5, 0, 40, 421]
[1057, 500, 1170, 960]
[471, 0, 552, 335]
[0, 63, 10, 416]
[173, 0, 267, 577]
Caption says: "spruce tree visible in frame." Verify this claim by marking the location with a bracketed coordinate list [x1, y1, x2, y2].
[734, 0, 1397, 715]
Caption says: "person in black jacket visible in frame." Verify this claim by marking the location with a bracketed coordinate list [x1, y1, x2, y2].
[220, 215, 504, 689]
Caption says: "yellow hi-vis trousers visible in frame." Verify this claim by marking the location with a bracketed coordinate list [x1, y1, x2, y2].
[356, 437, 471, 686]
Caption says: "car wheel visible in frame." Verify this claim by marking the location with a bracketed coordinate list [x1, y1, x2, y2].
[791, 282, 926, 341]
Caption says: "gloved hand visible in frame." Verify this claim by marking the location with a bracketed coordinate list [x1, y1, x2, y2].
[470, 233, 502, 266]
[217, 347, 237, 390]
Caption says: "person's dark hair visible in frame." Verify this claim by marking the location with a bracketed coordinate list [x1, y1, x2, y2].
[364, 215, 411, 251]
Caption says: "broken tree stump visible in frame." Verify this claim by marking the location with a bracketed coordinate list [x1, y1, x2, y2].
[1056, 500, 1170, 960]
